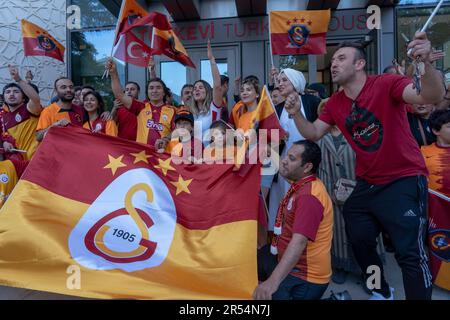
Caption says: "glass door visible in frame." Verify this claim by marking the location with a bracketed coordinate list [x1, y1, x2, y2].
[155, 45, 240, 112]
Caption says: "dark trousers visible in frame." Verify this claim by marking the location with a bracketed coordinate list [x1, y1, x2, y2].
[272, 274, 328, 300]
[343, 175, 433, 300]
[257, 245, 328, 300]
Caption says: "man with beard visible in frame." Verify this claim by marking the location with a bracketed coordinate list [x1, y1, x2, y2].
[284, 32, 445, 300]
[36, 77, 84, 141]
[1, 65, 43, 160]
[112, 81, 140, 141]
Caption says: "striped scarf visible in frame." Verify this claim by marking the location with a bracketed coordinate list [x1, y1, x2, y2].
[270, 175, 316, 255]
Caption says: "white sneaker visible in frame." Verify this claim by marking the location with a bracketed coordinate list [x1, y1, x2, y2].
[369, 287, 394, 300]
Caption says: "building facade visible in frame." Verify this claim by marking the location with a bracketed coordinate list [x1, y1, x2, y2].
[0, 0, 448, 107]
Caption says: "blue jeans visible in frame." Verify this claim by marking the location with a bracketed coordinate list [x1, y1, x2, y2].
[272, 274, 329, 300]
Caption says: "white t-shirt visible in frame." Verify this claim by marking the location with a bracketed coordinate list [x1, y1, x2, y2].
[194, 102, 223, 141]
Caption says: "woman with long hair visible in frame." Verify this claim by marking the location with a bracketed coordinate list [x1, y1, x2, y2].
[82, 91, 118, 136]
[188, 40, 224, 137]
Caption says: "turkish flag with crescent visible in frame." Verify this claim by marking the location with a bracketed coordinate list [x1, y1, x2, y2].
[112, 31, 154, 67]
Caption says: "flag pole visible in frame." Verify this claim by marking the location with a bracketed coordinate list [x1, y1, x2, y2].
[268, 11, 275, 67]
[103, 0, 127, 79]
[407, 0, 444, 57]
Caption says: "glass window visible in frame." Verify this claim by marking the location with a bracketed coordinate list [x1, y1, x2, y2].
[396, 5, 450, 75]
[278, 55, 309, 82]
[200, 59, 228, 87]
[399, 0, 442, 4]
[71, 29, 125, 110]
[71, 0, 117, 29]
[161, 62, 186, 104]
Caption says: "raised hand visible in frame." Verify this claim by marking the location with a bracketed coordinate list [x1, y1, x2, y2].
[8, 65, 20, 82]
[429, 49, 445, 63]
[25, 70, 34, 82]
[105, 58, 117, 75]
[207, 39, 215, 62]
[407, 31, 432, 61]
[284, 92, 301, 117]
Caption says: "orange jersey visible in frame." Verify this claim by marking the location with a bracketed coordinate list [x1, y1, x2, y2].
[36, 103, 84, 131]
[277, 177, 333, 284]
[0, 159, 28, 208]
[130, 100, 175, 146]
[422, 143, 450, 196]
[0, 104, 39, 160]
[83, 119, 118, 137]
[230, 101, 258, 132]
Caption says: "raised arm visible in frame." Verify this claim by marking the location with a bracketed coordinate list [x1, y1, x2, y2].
[148, 55, 157, 79]
[402, 32, 445, 105]
[106, 58, 132, 108]
[284, 92, 331, 141]
[8, 65, 42, 115]
[207, 40, 223, 107]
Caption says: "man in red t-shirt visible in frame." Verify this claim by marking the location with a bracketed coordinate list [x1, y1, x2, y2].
[112, 81, 140, 141]
[282, 32, 445, 300]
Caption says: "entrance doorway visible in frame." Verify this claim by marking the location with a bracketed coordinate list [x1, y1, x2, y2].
[155, 44, 240, 112]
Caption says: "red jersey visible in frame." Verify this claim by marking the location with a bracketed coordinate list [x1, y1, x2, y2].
[116, 107, 137, 141]
[319, 74, 427, 185]
[277, 176, 333, 284]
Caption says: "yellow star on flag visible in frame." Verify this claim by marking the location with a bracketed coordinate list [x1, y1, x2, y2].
[103, 154, 127, 175]
[154, 157, 175, 176]
[170, 175, 193, 195]
[131, 150, 151, 164]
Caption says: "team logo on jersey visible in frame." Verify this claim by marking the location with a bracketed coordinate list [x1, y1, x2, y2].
[15, 113, 22, 123]
[37, 35, 56, 52]
[345, 102, 383, 152]
[0, 174, 9, 184]
[429, 229, 450, 262]
[288, 25, 310, 48]
[162, 114, 168, 122]
[68, 168, 177, 271]
[95, 123, 103, 132]
[74, 114, 82, 124]
[287, 197, 294, 210]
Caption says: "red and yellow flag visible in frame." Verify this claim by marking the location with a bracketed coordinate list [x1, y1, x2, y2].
[422, 143, 450, 290]
[21, 19, 65, 62]
[113, 0, 149, 45]
[232, 86, 286, 171]
[152, 26, 196, 68]
[269, 10, 331, 55]
[0, 126, 260, 299]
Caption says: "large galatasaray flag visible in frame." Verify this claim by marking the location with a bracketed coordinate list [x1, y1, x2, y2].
[0, 126, 260, 299]
[270, 10, 331, 55]
[21, 19, 65, 62]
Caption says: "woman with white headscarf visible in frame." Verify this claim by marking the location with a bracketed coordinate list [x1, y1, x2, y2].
[268, 68, 321, 231]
